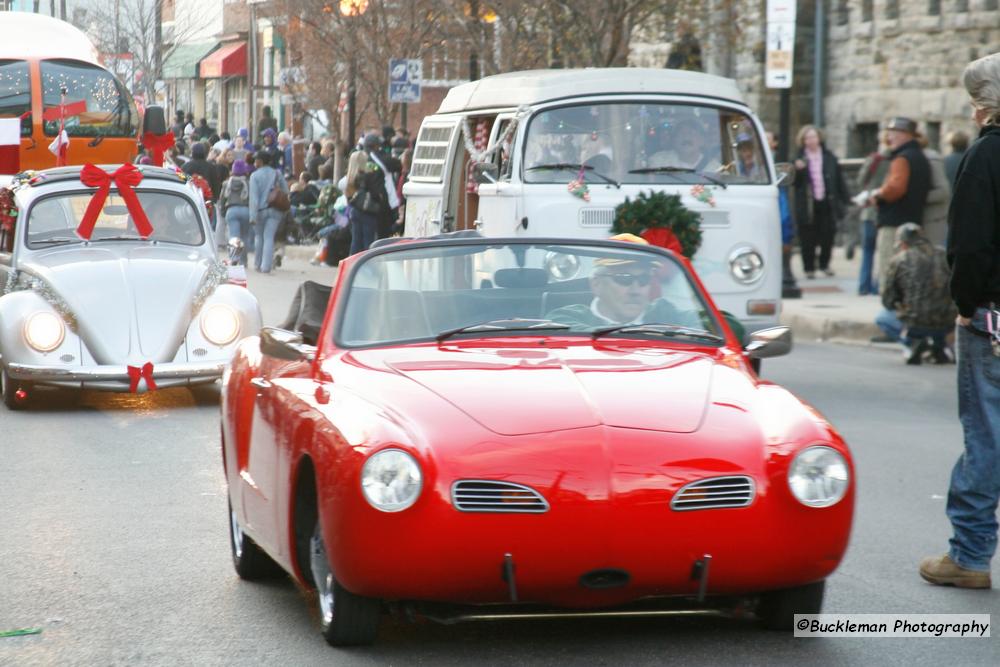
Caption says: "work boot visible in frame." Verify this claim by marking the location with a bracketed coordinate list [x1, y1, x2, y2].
[919, 555, 991, 589]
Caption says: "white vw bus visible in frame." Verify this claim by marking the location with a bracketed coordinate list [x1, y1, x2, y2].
[403, 68, 788, 333]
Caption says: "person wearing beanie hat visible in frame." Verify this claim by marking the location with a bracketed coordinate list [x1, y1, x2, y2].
[357, 132, 403, 239]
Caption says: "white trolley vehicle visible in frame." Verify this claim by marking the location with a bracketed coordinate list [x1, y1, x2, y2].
[402, 68, 789, 334]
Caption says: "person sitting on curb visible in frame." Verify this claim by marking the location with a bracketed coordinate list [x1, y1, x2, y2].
[874, 222, 956, 364]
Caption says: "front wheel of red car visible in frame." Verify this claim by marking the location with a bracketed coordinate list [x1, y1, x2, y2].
[310, 521, 380, 646]
[757, 580, 825, 630]
[228, 500, 281, 580]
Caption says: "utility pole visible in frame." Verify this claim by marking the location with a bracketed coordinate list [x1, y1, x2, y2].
[248, 0, 260, 138]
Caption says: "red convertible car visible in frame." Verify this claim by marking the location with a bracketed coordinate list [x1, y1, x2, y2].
[221, 235, 853, 646]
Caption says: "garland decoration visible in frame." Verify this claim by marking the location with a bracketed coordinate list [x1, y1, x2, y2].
[0, 187, 16, 232]
[459, 104, 529, 163]
[611, 190, 702, 258]
[191, 260, 230, 318]
[3, 269, 79, 332]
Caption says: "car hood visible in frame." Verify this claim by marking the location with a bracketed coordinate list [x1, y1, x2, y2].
[362, 344, 716, 435]
[19, 245, 212, 364]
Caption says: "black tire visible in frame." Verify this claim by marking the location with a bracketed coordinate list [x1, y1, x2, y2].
[2, 367, 28, 410]
[758, 580, 825, 630]
[228, 499, 282, 580]
[310, 520, 380, 646]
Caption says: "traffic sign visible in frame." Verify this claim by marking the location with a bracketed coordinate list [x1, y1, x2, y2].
[765, 0, 796, 89]
[389, 58, 422, 103]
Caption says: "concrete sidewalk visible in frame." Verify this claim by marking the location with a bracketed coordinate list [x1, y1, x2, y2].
[281, 242, 884, 344]
[780, 248, 883, 344]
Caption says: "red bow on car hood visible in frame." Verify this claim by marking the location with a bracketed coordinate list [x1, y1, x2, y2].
[77, 163, 153, 240]
[142, 131, 175, 167]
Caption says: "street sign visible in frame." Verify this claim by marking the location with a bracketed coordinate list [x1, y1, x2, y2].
[389, 58, 422, 104]
[765, 0, 796, 89]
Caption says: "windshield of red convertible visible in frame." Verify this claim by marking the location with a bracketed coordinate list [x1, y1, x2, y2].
[337, 243, 722, 347]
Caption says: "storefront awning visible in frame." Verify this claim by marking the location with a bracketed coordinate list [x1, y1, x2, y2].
[200, 42, 247, 79]
[161, 42, 218, 79]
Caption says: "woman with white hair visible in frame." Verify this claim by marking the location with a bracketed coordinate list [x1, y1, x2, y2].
[919, 52, 1000, 590]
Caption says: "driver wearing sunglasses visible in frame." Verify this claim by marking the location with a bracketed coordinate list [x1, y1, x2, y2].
[547, 242, 685, 329]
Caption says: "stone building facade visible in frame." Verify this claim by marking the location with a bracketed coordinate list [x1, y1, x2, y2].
[636, 1, 1000, 159]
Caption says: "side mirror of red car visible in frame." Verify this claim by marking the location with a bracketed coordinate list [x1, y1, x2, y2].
[260, 327, 315, 361]
[744, 326, 792, 359]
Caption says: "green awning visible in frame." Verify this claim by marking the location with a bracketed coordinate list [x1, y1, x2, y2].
[161, 42, 218, 79]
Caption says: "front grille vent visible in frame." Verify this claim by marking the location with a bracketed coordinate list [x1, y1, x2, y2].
[671, 476, 755, 511]
[579, 208, 615, 228]
[452, 480, 549, 513]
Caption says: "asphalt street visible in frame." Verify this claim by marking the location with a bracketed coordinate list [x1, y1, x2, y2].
[1, 267, 997, 665]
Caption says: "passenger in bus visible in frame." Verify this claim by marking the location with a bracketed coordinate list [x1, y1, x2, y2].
[735, 133, 766, 182]
[648, 118, 721, 172]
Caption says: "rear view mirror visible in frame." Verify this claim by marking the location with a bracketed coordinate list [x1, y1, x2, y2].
[774, 162, 795, 186]
[472, 162, 499, 184]
[744, 326, 792, 359]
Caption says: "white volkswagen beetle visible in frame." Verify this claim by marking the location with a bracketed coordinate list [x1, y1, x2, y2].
[0, 165, 261, 408]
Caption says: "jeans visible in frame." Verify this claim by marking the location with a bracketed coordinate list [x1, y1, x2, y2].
[254, 209, 282, 273]
[858, 218, 878, 295]
[874, 309, 948, 347]
[349, 207, 377, 255]
[225, 206, 251, 261]
[947, 309, 1000, 571]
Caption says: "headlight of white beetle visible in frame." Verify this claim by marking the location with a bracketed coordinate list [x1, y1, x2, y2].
[200, 304, 240, 346]
[24, 311, 65, 352]
[788, 446, 849, 507]
[544, 251, 580, 281]
[729, 246, 765, 284]
[361, 449, 423, 512]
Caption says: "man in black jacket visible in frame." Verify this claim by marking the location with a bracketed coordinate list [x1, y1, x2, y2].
[918, 54, 1000, 591]
[360, 132, 402, 239]
[868, 117, 931, 295]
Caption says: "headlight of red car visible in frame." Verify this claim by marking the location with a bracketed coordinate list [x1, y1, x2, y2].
[361, 448, 423, 512]
[787, 445, 849, 508]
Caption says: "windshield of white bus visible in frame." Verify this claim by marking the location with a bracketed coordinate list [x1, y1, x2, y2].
[523, 103, 769, 186]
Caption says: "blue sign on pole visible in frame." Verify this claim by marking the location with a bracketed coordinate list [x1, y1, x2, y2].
[389, 58, 422, 103]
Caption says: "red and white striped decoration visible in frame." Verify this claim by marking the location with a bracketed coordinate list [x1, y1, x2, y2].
[466, 117, 492, 193]
[0, 119, 20, 175]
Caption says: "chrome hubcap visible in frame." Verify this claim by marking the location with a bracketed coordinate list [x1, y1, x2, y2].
[229, 506, 244, 559]
[310, 529, 334, 625]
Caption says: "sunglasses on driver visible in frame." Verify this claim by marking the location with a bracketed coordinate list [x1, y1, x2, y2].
[599, 272, 652, 287]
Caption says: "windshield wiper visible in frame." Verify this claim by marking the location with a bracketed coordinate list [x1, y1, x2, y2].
[591, 323, 724, 343]
[527, 162, 620, 188]
[628, 165, 727, 189]
[436, 318, 571, 342]
[30, 236, 83, 246]
[90, 235, 149, 242]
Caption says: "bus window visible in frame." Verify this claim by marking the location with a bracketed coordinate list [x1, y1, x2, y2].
[40, 59, 137, 137]
[0, 60, 32, 136]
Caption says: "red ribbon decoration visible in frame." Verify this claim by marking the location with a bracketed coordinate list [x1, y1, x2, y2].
[127, 362, 158, 393]
[641, 226, 684, 256]
[77, 164, 153, 240]
[142, 131, 175, 167]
